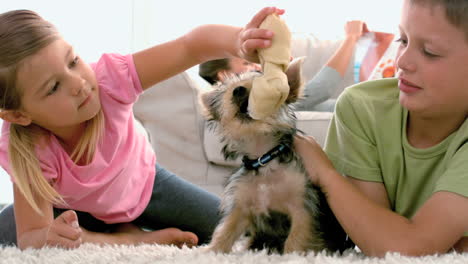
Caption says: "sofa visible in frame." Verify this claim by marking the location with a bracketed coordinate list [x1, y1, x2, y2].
[133, 32, 397, 196]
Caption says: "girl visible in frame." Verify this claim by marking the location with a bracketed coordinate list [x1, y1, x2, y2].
[295, 0, 468, 257]
[0, 7, 284, 249]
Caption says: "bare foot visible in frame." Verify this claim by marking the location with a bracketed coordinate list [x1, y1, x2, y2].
[115, 223, 198, 248]
[114, 223, 145, 234]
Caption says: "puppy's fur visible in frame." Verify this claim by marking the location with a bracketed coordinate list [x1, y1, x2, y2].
[200, 59, 352, 254]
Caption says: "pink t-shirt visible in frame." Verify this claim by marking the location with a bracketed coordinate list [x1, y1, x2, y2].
[0, 53, 156, 224]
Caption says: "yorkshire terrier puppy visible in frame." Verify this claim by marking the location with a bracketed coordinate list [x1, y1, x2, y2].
[199, 59, 353, 254]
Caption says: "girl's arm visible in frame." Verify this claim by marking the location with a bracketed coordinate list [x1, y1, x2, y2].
[293, 21, 368, 111]
[294, 135, 468, 257]
[133, 7, 284, 90]
[14, 184, 197, 248]
[326, 20, 368, 77]
[13, 185, 82, 249]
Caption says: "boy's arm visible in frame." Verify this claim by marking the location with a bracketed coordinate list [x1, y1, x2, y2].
[327, 175, 468, 257]
[347, 177, 391, 209]
[340, 171, 468, 256]
[294, 135, 468, 257]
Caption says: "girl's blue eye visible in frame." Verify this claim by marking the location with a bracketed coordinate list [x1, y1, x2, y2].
[47, 82, 59, 96]
[423, 49, 439, 58]
[395, 38, 408, 46]
[70, 56, 79, 67]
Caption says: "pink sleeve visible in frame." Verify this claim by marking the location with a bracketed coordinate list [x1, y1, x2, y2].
[93, 53, 143, 104]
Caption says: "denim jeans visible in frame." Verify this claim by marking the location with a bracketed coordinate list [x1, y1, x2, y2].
[0, 164, 221, 246]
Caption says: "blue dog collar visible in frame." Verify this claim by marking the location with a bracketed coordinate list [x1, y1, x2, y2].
[242, 144, 288, 170]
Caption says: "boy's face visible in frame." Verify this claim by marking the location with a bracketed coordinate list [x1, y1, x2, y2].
[16, 38, 101, 136]
[396, 1, 468, 119]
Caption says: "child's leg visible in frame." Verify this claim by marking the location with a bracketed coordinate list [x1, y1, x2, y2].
[53, 208, 119, 233]
[133, 164, 221, 245]
[53, 209, 198, 247]
[0, 204, 17, 246]
[0, 201, 201, 247]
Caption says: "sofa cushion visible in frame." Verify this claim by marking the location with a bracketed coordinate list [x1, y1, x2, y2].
[133, 72, 209, 184]
[356, 32, 397, 81]
[366, 34, 398, 80]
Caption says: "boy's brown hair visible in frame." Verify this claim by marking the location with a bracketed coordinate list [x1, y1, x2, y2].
[410, 0, 468, 40]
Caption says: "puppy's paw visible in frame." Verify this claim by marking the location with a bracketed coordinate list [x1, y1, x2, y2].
[197, 245, 214, 254]
[284, 238, 309, 255]
[202, 243, 232, 254]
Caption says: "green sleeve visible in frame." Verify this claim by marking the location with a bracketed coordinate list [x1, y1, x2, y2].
[325, 84, 382, 182]
[435, 142, 468, 198]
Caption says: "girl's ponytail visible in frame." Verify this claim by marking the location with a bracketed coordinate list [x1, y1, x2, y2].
[9, 124, 64, 214]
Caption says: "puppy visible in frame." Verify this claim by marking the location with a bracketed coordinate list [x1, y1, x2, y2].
[199, 59, 353, 254]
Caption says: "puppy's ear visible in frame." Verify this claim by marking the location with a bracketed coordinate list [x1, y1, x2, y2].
[199, 90, 221, 121]
[285, 57, 305, 104]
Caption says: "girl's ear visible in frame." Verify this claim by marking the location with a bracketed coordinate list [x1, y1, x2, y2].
[216, 71, 224, 83]
[216, 70, 230, 83]
[0, 110, 32, 126]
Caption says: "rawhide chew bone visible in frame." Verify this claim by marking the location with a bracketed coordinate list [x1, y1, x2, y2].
[248, 14, 291, 120]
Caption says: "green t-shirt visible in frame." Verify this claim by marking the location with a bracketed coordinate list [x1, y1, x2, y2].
[325, 78, 468, 219]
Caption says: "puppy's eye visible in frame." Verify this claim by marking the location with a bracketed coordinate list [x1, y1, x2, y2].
[233, 86, 247, 98]
[232, 86, 249, 115]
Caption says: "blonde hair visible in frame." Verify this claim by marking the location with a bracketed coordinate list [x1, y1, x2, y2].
[0, 10, 104, 214]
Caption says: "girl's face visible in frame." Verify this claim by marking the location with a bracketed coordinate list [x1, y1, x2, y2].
[228, 58, 262, 76]
[17, 38, 101, 135]
[396, 1, 468, 120]
[218, 58, 262, 82]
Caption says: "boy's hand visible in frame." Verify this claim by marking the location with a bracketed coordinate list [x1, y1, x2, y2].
[238, 7, 285, 63]
[46, 210, 82, 249]
[294, 134, 335, 186]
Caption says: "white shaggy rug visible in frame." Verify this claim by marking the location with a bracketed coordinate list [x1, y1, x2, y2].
[1, 244, 468, 264]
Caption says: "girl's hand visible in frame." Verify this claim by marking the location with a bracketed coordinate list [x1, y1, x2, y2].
[344, 20, 369, 40]
[237, 7, 285, 63]
[294, 134, 335, 186]
[46, 210, 82, 249]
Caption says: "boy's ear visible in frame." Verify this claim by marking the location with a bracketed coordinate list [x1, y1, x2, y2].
[0, 110, 32, 126]
[285, 57, 305, 104]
